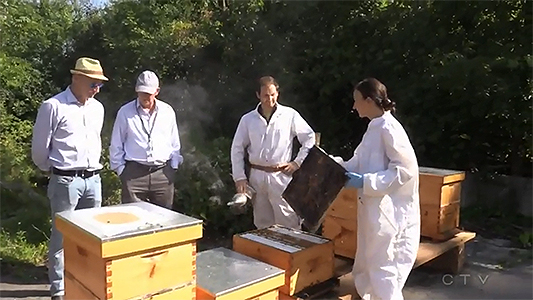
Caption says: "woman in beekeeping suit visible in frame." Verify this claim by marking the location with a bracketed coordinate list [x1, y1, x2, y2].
[331, 78, 420, 300]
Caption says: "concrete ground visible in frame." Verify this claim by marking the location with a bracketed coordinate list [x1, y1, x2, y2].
[330, 235, 533, 300]
[1, 235, 531, 300]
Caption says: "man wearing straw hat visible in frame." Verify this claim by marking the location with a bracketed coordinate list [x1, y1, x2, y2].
[31, 57, 108, 300]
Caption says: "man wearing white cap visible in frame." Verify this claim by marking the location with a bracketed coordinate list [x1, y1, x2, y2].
[31, 57, 108, 300]
[109, 70, 183, 209]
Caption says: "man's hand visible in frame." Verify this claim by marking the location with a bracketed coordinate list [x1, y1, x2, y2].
[281, 161, 299, 175]
[235, 179, 248, 194]
[40, 169, 51, 179]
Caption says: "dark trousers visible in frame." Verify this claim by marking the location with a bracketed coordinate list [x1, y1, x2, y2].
[119, 161, 175, 209]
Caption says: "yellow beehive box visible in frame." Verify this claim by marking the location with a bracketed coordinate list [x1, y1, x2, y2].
[325, 188, 357, 220]
[419, 167, 465, 240]
[232, 225, 334, 296]
[322, 188, 358, 259]
[322, 215, 357, 259]
[64, 272, 195, 300]
[196, 247, 284, 300]
[56, 202, 202, 300]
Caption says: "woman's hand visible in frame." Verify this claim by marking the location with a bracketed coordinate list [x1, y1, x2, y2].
[345, 172, 364, 189]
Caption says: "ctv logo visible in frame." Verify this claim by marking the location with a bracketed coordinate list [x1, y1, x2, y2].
[442, 274, 490, 286]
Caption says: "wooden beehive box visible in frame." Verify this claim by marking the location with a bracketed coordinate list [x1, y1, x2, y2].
[196, 247, 284, 300]
[232, 225, 334, 296]
[56, 202, 203, 300]
[419, 167, 465, 241]
[322, 187, 358, 259]
[325, 187, 357, 220]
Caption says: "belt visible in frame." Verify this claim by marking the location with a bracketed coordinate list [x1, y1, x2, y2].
[250, 164, 286, 173]
[126, 160, 168, 172]
[52, 168, 100, 179]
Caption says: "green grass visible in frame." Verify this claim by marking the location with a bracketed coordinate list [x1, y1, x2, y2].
[0, 229, 48, 281]
[0, 229, 48, 266]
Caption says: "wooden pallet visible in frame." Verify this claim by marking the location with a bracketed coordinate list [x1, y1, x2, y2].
[333, 230, 476, 300]
[415, 229, 476, 274]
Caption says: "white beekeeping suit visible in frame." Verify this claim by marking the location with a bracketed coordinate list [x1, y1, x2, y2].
[231, 103, 316, 229]
[333, 111, 420, 300]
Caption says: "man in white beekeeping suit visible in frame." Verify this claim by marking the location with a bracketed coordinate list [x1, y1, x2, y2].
[331, 77, 420, 300]
[230, 75, 316, 229]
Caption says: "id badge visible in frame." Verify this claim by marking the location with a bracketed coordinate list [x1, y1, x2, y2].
[146, 141, 155, 163]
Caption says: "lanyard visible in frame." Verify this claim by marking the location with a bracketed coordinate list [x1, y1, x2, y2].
[135, 102, 158, 142]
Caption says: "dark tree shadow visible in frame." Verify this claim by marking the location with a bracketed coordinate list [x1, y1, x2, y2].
[1, 261, 48, 284]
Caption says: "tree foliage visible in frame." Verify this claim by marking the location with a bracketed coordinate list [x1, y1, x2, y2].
[1, 0, 531, 245]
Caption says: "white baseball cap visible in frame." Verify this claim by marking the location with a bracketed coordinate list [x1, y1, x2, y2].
[135, 70, 159, 94]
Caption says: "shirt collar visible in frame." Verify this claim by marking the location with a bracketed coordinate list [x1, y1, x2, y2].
[136, 98, 159, 112]
[65, 86, 87, 104]
[257, 103, 278, 116]
[255, 103, 282, 117]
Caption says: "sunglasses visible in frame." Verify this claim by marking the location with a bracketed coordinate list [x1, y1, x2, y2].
[90, 82, 104, 89]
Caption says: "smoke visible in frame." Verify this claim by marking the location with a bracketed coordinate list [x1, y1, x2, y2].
[158, 80, 211, 143]
[158, 80, 231, 205]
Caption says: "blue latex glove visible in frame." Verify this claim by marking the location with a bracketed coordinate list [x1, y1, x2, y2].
[345, 172, 364, 189]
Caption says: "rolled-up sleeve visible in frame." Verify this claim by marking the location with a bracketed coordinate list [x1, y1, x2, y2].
[291, 111, 315, 166]
[31, 101, 55, 171]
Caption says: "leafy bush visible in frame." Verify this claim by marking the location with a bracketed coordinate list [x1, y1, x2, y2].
[173, 137, 255, 236]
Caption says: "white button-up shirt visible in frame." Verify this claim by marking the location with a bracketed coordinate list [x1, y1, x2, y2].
[230, 103, 316, 182]
[31, 87, 105, 171]
[109, 99, 183, 175]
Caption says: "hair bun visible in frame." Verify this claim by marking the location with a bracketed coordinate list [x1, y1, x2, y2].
[383, 98, 396, 112]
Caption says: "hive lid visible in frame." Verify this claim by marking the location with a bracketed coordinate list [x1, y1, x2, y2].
[419, 166, 465, 177]
[55, 201, 202, 242]
[282, 145, 348, 233]
[196, 247, 284, 297]
[235, 225, 331, 253]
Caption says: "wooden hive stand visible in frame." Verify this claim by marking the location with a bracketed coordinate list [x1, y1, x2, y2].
[415, 230, 476, 274]
[232, 225, 336, 299]
[56, 202, 203, 300]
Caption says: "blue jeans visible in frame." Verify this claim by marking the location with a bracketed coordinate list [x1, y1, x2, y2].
[47, 174, 102, 297]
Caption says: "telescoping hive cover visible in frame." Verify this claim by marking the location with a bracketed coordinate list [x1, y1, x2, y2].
[282, 145, 348, 233]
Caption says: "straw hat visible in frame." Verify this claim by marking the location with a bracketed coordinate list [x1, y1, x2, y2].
[70, 57, 109, 81]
